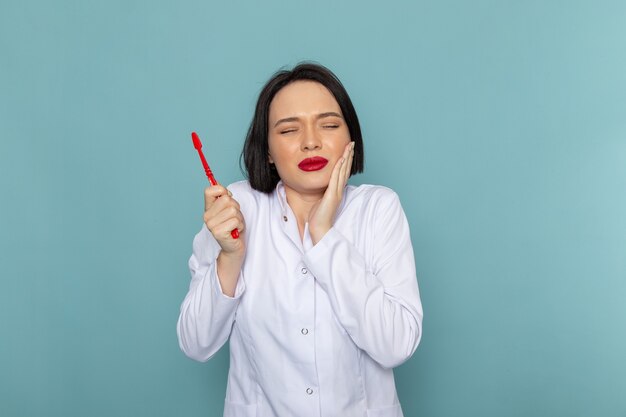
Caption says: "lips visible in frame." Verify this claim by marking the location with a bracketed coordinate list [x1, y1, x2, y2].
[298, 156, 329, 172]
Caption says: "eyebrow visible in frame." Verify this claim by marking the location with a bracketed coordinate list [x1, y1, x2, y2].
[273, 112, 343, 128]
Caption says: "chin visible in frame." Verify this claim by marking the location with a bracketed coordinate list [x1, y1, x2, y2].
[306, 174, 332, 189]
[285, 179, 329, 196]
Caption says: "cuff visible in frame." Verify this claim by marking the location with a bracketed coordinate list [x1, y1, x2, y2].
[214, 267, 246, 300]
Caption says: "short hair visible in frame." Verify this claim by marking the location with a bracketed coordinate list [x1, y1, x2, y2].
[242, 62, 364, 193]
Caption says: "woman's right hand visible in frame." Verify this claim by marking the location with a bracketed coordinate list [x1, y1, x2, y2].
[203, 185, 246, 257]
[204, 185, 245, 297]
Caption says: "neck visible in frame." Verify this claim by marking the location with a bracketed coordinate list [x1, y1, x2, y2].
[284, 187, 323, 240]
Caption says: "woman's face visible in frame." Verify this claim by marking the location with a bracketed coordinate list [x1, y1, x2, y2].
[268, 80, 351, 198]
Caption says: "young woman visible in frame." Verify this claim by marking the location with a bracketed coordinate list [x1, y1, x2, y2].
[177, 63, 423, 417]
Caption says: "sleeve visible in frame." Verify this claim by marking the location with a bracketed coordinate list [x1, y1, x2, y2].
[302, 190, 423, 368]
[176, 224, 246, 362]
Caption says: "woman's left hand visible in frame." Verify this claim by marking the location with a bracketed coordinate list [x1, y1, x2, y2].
[308, 141, 355, 245]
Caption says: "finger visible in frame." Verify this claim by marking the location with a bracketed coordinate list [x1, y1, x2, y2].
[218, 210, 246, 238]
[335, 157, 346, 196]
[343, 142, 355, 184]
[339, 145, 351, 181]
[211, 194, 240, 212]
[204, 185, 230, 211]
[217, 182, 234, 198]
[205, 217, 243, 243]
[327, 153, 345, 196]
[203, 197, 242, 235]
[204, 195, 240, 225]
[205, 203, 241, 230]
[231, 213, 245, 234]
[335, 142, 353, 195]
[205, 184, 229, 199]
[214, 217, 244, 240]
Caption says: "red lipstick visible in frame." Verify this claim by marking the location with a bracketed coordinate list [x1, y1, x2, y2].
[298, 156, 329, 172]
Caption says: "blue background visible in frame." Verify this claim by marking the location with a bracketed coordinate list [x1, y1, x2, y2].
[1, 1, 625, 416]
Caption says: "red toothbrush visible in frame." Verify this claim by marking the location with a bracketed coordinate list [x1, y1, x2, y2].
[192, 132, 239, 239]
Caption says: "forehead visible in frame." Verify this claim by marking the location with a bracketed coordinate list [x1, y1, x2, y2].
[269, 80, 341, 119]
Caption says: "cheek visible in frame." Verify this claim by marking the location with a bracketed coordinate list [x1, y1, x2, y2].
[267, 142, 293, 168]
[334, 129, 351, 149]
[267, 137, 279, 163]
[338, 126, 351, 143]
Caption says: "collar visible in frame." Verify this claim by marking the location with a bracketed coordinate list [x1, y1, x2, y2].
[274, 180, 290, 219]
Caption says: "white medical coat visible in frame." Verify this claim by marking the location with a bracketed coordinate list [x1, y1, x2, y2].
[177, 181, 423, 417]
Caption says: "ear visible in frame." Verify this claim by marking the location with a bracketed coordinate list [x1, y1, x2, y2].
[268, 153, 274, 164]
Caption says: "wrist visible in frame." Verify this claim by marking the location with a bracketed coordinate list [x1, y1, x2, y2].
[216, 250, 244, 297]
[309, 224, 331, 246]
[218, 248, 245, 266]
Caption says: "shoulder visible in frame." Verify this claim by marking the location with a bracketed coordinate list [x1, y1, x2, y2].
[344, 184, 412, 248]
[340, 184, 406, 227]
[226, 180, 272, 211]
[345, 183, 401, 209]
[226, 180, 255, 195]
[227, 180, 261, 202]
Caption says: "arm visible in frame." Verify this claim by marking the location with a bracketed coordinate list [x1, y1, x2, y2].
[176, 225, 245, 362]
[303, 191, 423, 368]
[177, 185, 246, 362]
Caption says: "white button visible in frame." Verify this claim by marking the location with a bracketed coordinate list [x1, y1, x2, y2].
[301, 267, 308, 275]
[306, 388, 313, 395]
[301, 328, 309, 335]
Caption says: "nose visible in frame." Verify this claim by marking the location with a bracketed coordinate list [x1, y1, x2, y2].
[301, 124, 321, 151]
